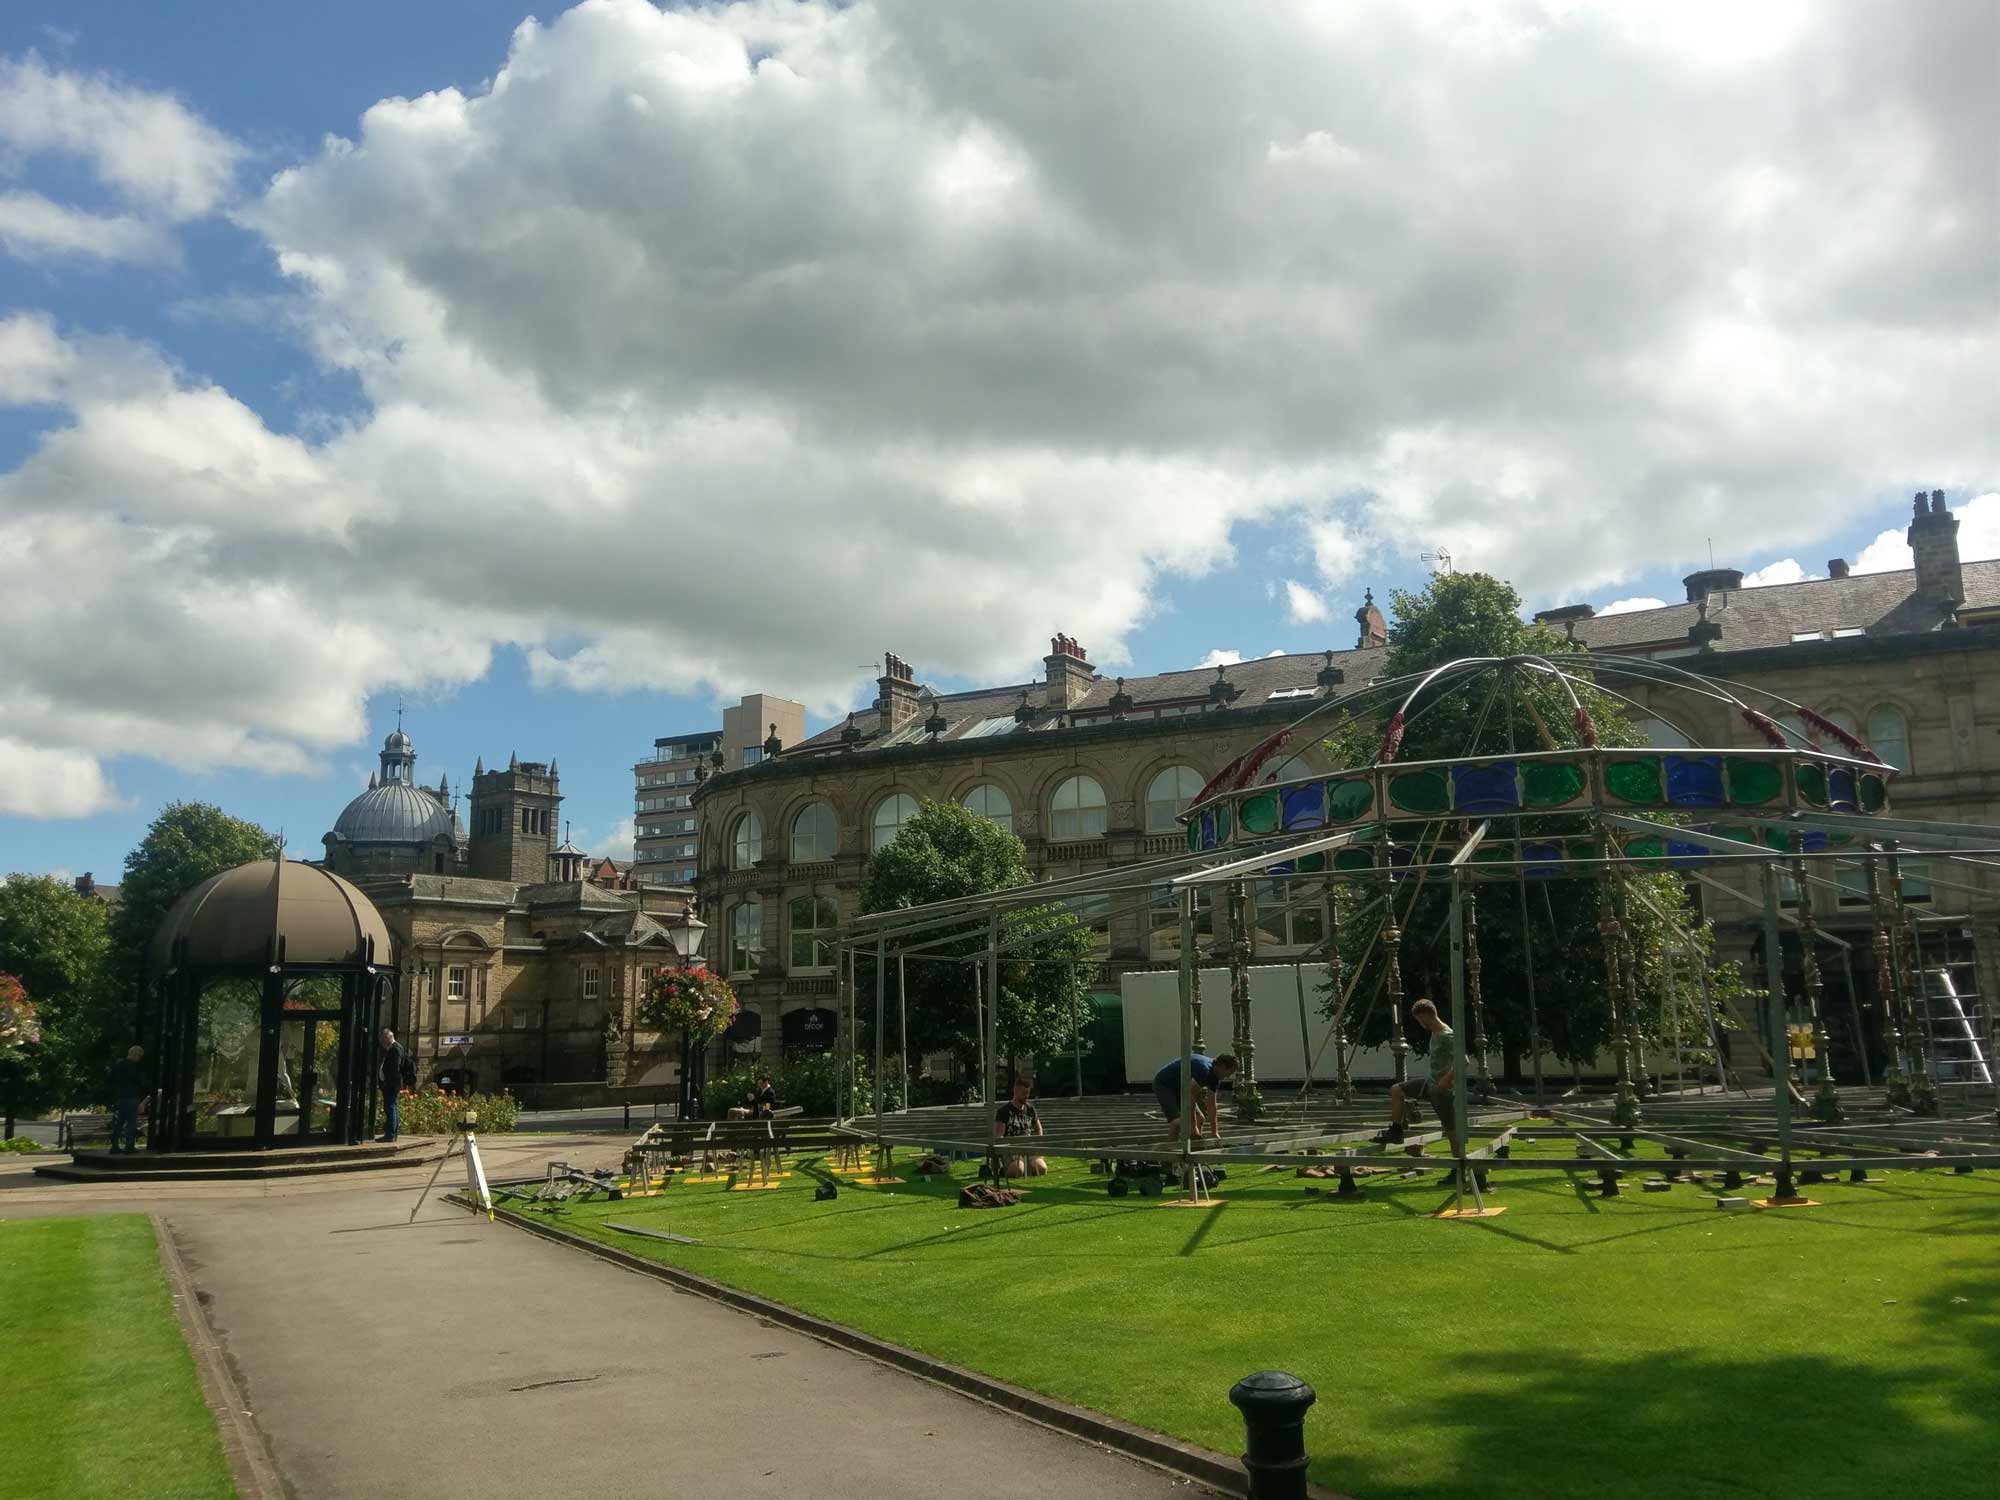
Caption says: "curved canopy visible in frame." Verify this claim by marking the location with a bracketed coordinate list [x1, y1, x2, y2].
[150, 859, 394, 975]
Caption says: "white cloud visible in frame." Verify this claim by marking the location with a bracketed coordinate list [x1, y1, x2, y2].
[1853, 491, 2000, 573]
[1741, 558, 1821, 588]
[0, 1, 1994, 811]
[0, 53, 240, 267]
[1198, 649, 1245, 669]
[0, 738, 123, 819]
[1599, 596, 1670, 615]
[593, 816, 637, 862]
[1283, 580, 1330, 624]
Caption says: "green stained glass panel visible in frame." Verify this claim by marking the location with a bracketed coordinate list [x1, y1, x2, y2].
[1326, 778, 1373, 824]
[1725, 758, 1784, 806]
[1565, 840, 1597, 863]
[1604, 757, 1662, 804]
[1333, 849, 1375, 873]
[1521, 760, 1587, 807]
[1295, 853, 1326, 874]
[1387, 769, 1450, 814]
[1624, 836, 1666, 860]
[1239, 792, 1279, 835]
[1216, 803, 1235, 840]
[1796, 763, 1828, 807]
[1859, 774, 1887, 813]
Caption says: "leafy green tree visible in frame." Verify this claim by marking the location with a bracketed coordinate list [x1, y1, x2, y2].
[1320, 571, 1744, 1079]
[0, 876, 112, 1131]
[858, 799, 1097, 1084]
[108, 802, 278, 1035]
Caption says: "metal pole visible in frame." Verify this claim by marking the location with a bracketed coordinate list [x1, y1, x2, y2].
[986, 907, 1001, 1103]
[1760, 865, 1795, 1195]
[1180, 887, 1196, 1184]
[1449, 871, 1470, 1168]
[1505, 664, 1547, 1108]
[874, 934, 886, 1135]
[974, 963, 986, 1106]
[1294, 963, 1314, 1094]
[898, 953, 909, 1113]
[1837, 946, 1872, 1089]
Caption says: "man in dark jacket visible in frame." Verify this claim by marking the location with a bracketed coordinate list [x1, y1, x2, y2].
[378, 1028, 405, 1142]
[107, 1046, 146, 1153]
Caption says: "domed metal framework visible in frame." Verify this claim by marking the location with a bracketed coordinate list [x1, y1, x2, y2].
[824, 654, 2000, 1209]
[148, 859, 398, 1151]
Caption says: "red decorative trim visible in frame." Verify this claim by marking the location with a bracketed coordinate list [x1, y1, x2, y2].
[1741, 709, 1787, 749]
[1378, 711, 1406, 763]
[1572, 706, 1599, 748]
[1799, 707, 1883, 764]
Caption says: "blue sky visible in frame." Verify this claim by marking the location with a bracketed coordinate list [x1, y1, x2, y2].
[1, 2, 1992, 882]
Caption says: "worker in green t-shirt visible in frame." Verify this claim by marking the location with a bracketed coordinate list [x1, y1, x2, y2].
[1373, 998, 1458, 1148]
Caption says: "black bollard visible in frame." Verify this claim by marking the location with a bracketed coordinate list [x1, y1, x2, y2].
[1229, 1370, 1316, 1500]
[1847, 1167, 1868, 1183]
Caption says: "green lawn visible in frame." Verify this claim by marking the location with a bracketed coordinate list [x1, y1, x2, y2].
[539, 1143, 2000, 1500]
[0, 1215, 235, 1500]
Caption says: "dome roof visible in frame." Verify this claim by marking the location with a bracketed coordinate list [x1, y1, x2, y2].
[384, 728, 412, 752]
[332, 779, 456, 846]
[150, 859, 394, 974]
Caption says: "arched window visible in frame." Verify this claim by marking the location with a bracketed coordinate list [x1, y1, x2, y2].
[1823, 708, 1859, 738]
[1049, 774, 1107, 840]
[728, 901, 761, 977]
[788, 895, 839, 971]
[1145, 766, 1204, 832]
[870, 793, 919, 852]
[1866, 705, 1911, 773]
[961, 784, 1013, 832]
[1630, 715, 1693, 749]
[730, 811, 763, 871]
[790, 801, 838, 862]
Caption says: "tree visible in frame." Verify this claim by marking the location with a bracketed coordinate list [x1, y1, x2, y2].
[0, 876, 111, 1132]
[108, 802, 279, 1036]
[857, 800, 1097, 1085]
[1319, 571, 1743, 1078]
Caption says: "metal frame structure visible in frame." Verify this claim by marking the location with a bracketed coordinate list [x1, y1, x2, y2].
[820, 655, 2000, 1210]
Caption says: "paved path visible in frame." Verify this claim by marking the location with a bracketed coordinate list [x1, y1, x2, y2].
[1, 1144, 1204, 1499]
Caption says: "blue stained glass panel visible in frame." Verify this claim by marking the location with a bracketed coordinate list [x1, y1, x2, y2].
[1198, 810, 1215, 849]
[1281, 783, 1326, 831]
[1800, 830, 1829, 854]
[1828, 768, 1857, 811]
[1667, 839, 1707, 867]
[1663, 754, 1725, 808]
[1522, 841, 1564, 878]
[1451, 760, 1519, 813]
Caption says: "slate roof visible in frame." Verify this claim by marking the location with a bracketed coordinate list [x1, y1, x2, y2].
[788, 645, 1388, 758]
[1570, 560, 2000, 653]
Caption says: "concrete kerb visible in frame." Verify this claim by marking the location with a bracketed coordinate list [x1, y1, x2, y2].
[152, 1212, 286, 1500]
[455, 1195, 1346, 1500]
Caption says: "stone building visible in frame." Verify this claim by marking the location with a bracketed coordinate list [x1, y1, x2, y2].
[321, 727, 697, 1094]
[692, 629, 1384, 1062]
[695, 493, 1999, 1083]
[1559, 491, 2000, 1057]
[632, 693, 806, 888]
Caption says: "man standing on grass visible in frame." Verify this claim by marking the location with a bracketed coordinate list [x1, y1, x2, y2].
[993, 1075, 1047, 1177]
[107, 1045, 145, 1153]
[378, 1027, 404, 1143]
[1153, 1052, 1236, 1144]
[1374, 999, 1458, 1149]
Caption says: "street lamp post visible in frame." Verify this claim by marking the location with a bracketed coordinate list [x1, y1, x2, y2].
[672, 905, 709, 1121]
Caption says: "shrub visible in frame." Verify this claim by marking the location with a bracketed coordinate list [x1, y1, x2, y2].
[396, 1085, 520, 1136]
[0, 1136, 45, 1153]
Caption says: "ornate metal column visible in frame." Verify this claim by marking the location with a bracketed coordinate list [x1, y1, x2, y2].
[1227, 879, 1261, 1121]
[1791, 853, 1842, 1122]
[1599, 872, 1641, 1128]
[1885, 844, 1939, 1116]
[1189, 889, 1207, 1054]
[1869, 849, 1911, 1107]
[1383, 903, 1410, 1086]
[1465, 891, 1493, 1098]
[1323, 886, 1351, 1103]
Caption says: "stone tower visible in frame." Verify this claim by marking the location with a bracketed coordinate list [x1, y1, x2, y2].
[1908, 489, 1963, 608]
[467, 752, 563, 884]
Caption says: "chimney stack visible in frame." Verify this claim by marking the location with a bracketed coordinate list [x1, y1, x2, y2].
[1532, 603, 1596, 642]
[875, 651, 922, 731]
[1354, 590, 1387, 649]
[1043, 634, 1095, 708]
[1682, 568, 1744, 604]
[1907, 489, 1963, 608]
[1827, 558, 1850, 580]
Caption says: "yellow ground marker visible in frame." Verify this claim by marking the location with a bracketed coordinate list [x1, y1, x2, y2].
[730, 1181, 784, 1191]
[1752, 1197, 1820, 1209]
[851, 1176, 904, 1186]
[682, 1174, 730, 1184]
[1435, 1206, 1508, 1219]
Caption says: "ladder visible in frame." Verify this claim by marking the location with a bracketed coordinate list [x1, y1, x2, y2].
[1918, 967, 1993, 1087]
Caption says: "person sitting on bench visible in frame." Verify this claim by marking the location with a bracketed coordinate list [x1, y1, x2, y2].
[746, 1073, 777, 1120]
[1374, 999, 1457, 1147]
[1153, 1052, 1236, 1143]
[993, 1076, 1047, 1177]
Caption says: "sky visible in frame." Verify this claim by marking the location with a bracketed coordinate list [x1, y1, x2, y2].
[0, 0, 1994, 881]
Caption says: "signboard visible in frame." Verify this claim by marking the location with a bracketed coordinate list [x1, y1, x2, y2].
[442, 1034, 474, 1047]
[782, 1006, 838, 1052]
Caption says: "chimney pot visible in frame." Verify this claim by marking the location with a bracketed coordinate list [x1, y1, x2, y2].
[1827, 558, 1850, 579]
[1682, 567, 1744, 604]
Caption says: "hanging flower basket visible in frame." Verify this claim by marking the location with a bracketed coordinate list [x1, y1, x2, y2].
[638, 967, 739, 1043]
[0, 975, 38, 1063]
